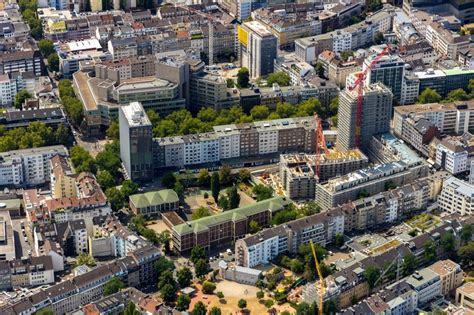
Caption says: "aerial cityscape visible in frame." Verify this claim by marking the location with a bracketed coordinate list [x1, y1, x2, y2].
[1, 0, 474, 314]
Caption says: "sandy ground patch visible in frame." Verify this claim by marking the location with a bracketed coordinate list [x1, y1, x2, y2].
[146, 220, 169, 233]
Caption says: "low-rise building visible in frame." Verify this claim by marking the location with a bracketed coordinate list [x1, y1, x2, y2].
[129, 190, 179, 217]
[172, 197, 292, 253]
[456, 282, 474, 313]
[0, 211, 15, 261]
[218, 260, 262, 285]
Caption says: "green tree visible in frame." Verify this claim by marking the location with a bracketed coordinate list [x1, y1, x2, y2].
[226, 78, 235, 88]
[197, 107, 218, 123]
[237, 67, 250, 88]
[194, 259, 210, 278]
[191, 301, 207, 315]
[35, 308, 54, 315]
[458, 242, 474, 266]
[461, 224, 473, 244]
[228, 186, 240, 209]
[276, 102, 296, 118]
[55, 124, 69, 145]
[238, 299, 247, 309]
[264, 299, 274, 308]
[208, 307, 222, 315]
[174, 181, 185, 200]
[158, 270, 176, 290]
[250, 105, 270, 120]
[402, 253, 417, 276]
[329, 96, 339, 115]
[424, 240, 437, 263]
[416, 88, 442, 104]
[267, 71, 291, 87]
[218, 195, 230, 210]
[198, 168, 211, 187]
[74, 253, 96, 267]
[47, 53, 59, 72]
[248, 220, 261, 234]
[238, 168, 251, 183]
[154, 256, 175, 277]
[252, 184, 273, 201]
[105, 188, 123, 211]
[120, 180, 139, 200]
[447, 88, 470, 101]
[124, 302, 140, 315]
[256, 290, 264, 299]
[211, 172, 220, 203]
[176, 294, 191, 311]
[374, 32, 384, 44]
[14, 90, 32, 109]
[315, 62, 325, 78]
[340, 50, 354, 62]
[290, 259, 304, 274]
[202, 280, 216, 294]
[162, 172, 176, 188]
[96, 149, 121, 177]
[216, 291, 224, 299]
[160, 283, 176, 304]
[176, 267, 193, 288]
[335, 233, 344, 247]
[97, 170, 115, 190]
[192, 207, 211, 220]
[296, 302, 317, 315]
[106, 121, 119, 140]
[190, 245, 206, 264]
[441, 233, 455, 257]
[103, 277, 125, 296]
[364, 265, 380, 290]
[219, 164, 232, 185]
[70, 145, 95, 173]
[38, 39, 55, 56]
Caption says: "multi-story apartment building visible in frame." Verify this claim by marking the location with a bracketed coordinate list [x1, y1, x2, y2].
[0, 49, 43, 76]
[0, 146, 68, 187]
[337, 83, 393, 151]
[456, 282, 474, 313]
[235, 210, 344, 268]
[0, 73, 17, 106]
[34, 219, 88, 257]
[189, 71, 240, 111]
[252, 3, 322, 50]
[279, 151, 369, 199]
[171, 197, 291, 253]
[438, 176, 474, 216]
[436, 138, 469, 175]
[119, 102, 153, 182]
[238, 21, 278, 78]
[153, 117, 317, 169]
[50, 155, 78, 199]
[10, 256, 55, 288]
[429, 259, 463, 297]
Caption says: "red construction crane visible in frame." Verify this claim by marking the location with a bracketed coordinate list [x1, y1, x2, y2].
[348, 46, 390, 147]
[314, 113, 328, 180]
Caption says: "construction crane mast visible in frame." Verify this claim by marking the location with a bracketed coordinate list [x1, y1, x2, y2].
[310, 240, 325, 315]
[348, 46, 390, 147]
[174, 4, 215, 65]
[314, 113, 328, 180]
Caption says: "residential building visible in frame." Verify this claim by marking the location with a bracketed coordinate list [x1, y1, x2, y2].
[0, 212, 15, 261]
[279, 151, 368, 199]
[235, 209, 344, 268]
[438, 176, 474, 216]
[50, 155, 77, 199]
[153, 117, 317, 169]
[429, 259, 463, 297]
[364, 53, 405, 101]
[405, 268, 442, 306]
[129, 190, 179, 217]
[238, 21, 278, 78]
[10, 256, 55, 288]
[456, 282, 474, 313]
[0, 107, 66, 130]
[337, 83, 393, 151]
[171, 197, 292, 253]
[119, 102, 153, 182]
[218, 260, 262, 285]
[436, 138, 469, 175]
[0, 49, 43, 76]
[0, 145, 68, 187]
[0, 73, 16, 106]
[396, 116, 440, 157]
[470, 160, 474, 184]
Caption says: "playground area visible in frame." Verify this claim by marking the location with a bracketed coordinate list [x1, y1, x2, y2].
[184, 188, 256, 213]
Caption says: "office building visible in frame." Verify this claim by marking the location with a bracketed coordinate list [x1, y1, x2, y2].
[405, 268, 441, 306]
[238, 21, 278, 78]
[364, 54, 405, 101]
[436, 138, 469, 175]
[171, 197, 291, 253]
[190, 70, 240, 111]
[337, 83, 393, 151]
[438, 176, 474, 216]
[119, 102, 153, 181]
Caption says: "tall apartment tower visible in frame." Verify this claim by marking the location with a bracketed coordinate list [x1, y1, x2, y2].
[238, 21, 277, 79]
[119, 102, 153, 181]
[364, 54, 405, 101]
[337, 83, 393, 151]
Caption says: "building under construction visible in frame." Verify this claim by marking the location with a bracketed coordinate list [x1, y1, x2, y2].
[279, 150, 368, 200]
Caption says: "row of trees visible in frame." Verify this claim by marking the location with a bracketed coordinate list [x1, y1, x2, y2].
[18, 0, 42, 39]
[148, 98, 325, 138]
[416, 79, 474, 104]
[58, 80, 84, 126]
[38, 39, 59, 72]
[0, 122, 68, 153]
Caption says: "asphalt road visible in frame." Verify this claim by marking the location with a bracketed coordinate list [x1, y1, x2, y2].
[12, 218, 32, 259]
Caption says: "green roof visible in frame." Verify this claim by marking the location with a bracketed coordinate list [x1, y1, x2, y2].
[443, 67, 474, 76]
[172, 196, 291, 235]
[129, 189, 179, 208]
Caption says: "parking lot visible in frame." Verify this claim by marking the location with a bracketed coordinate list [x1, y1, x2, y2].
[12, 218, 33, 259]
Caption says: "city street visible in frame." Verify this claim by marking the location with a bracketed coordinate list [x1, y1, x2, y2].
[12, 218, 32, 259]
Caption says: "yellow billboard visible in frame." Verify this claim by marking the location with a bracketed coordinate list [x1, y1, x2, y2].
[238, 25, 248, 47]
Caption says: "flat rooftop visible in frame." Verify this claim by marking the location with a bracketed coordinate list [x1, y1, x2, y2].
[120, 102, 151, 127]
[244, 21, 273, 37]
